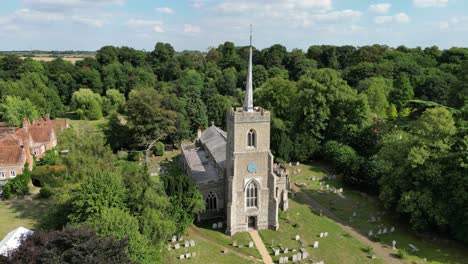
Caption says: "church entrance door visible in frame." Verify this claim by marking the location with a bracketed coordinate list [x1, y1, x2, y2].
[248, 216, 257, 230]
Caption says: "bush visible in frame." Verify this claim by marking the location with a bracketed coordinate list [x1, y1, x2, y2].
[153, 142, 165, 156]
[117, 151, 128, 160]
[396, 249, 407, 259]
[37, 149, 60, 166]
[2, 170, 30, 199]
[128, 151, 144, 161]
[39, 185, 53, 198]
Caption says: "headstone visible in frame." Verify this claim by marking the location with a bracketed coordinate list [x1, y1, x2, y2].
[179, 255, 185, 259]
[298, 239, 304, 247]
[292, 254, 298, 262]
[390, 226, 395, 233]
[334, 189, 337, 194]
[296, 253, 302, 261]
[192, 252, 197, 257]
[279, 257, 284, 264]
[377, 229, 382, 235]
[324, 232, 328, 237]
[383, 228, 387, 234]
[175, 243, 180, 249]
[370, 216, 376, 222]
[212, 223, 218, 229]
[339, 188, 343, 193]
[296, 161, 300, 166]
[178, 236, 183, 241]
[352, 212, 357, 217]
[368, 230, 373, 236]
[392, 240, 396, 250]
[285, 256, 289, 263]
[185, 253, 191, 259]
[232, 240, 237, 247]
[274, 249, 280, 256]
[249, 241, 254, 248]
[171, 235, 177, 242]
[326, 184, 330, 189]
[218, 222, 223, 229]
[168, 245, 172, 251]
[289, 162, 292, 166]
[298, 169, 301, 173]
[190, 240, 195, 247]
[295, 235, 300, 241]
[313, 241, 319, 248]
[279, 244, 284, 251]
[300, 248, 308, 259]
[284, 248, 289, 254]
[223, 248, 228, 254]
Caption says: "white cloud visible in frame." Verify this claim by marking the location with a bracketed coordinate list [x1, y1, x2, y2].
[126, 19, 165, 33]
[155, 7, 174, 14]
[413, 0, 448, 8]
[438, 16, 468, 31]
[368, 3, 391, 13]
[375, 13, 410, 24]
[216, 0, 332, 13]
[184, 24, 201, 33]
[71, 16, 105, 27]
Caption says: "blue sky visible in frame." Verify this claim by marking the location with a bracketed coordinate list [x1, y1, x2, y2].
[0, 0, 467, 51]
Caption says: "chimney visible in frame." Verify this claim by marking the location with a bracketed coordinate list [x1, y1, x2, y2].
[22, 118, 29, 132]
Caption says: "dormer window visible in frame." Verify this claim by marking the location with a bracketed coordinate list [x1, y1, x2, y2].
[247, 129, 256, 148]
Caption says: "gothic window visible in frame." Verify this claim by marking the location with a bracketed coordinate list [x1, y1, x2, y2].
[246, 181, 258, 208]
[205, 192, 217, 210]
[247, 129, 256, 148]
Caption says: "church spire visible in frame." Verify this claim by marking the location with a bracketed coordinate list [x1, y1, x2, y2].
[244, 24, 254, 112]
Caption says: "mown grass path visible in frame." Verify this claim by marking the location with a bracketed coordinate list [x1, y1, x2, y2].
[249, 230, 273, 264]
[291, 184, 403, 264]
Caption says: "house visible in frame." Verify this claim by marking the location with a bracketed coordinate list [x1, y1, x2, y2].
[0, 115, 68, 194]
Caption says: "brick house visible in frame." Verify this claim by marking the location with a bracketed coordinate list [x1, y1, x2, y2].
[0, 115, 68, 194]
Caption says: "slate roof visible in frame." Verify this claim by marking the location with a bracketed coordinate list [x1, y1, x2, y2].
[199, 125, 227, 169]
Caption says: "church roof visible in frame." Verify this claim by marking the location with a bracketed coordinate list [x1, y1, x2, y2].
[199, 125, 226, 168]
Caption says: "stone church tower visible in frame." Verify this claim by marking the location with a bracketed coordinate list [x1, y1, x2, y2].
[225, 27, 289, 235]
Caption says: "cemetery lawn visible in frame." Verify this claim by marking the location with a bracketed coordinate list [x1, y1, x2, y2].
[289, 162, 468, 264]
[0, 196, 48, 238]
[163, 225, 261, 263]
[259, 198, 386, 264]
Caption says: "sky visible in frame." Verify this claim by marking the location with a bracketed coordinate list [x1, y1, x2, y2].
[0, 0, 467, 51]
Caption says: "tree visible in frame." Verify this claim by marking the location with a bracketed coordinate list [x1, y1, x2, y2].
[255, 77, 297, 119]
[70, 88, 103, 120]
[0, 96, 39, 127]
[357, 77, 391, 118]
[391, 73, 414, 108]
[217, 67, 238, 96]
[102, 89, 126, 115]
[6, 227, 133, 264]
[96, 45, 119, 65]
[126, 88, 177, 145]
[77, 67, 103, 94]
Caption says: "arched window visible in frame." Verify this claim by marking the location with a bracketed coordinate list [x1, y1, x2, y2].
[205, 192, 217, 210]
[246, 181, 258, 208]
[247, 129, 256, 148]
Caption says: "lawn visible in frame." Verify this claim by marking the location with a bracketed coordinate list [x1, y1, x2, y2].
[259, 199, 385, 264]
[163, 225, 260, 264]
[0, 196, 48, 239]
[289, 162, 468, 264]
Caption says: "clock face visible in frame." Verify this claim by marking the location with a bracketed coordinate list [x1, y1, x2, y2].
[247, 162, 257, 173]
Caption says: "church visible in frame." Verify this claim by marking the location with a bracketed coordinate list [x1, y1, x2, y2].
[180, 31, 290, 236]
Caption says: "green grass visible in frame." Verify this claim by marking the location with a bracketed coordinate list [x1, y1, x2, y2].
[163, 225, 260, 264]
[289, 162, 468, 264]
[259, 199, 385, 264]
[0, 197, 48, 238]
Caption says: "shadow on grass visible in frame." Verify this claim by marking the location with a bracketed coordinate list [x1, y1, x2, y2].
[3, 196, 50, 230]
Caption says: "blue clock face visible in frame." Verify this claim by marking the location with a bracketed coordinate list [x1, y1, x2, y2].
[247, 162, 257, 173]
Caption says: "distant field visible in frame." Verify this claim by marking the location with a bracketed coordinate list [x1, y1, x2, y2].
[20, 56, 91, 64]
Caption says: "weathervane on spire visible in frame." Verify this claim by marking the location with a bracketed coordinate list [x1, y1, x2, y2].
[244, 24, 254, 112]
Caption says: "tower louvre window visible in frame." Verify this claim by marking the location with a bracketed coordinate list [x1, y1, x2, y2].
[247, 129, 256, 148]
[246, 181, 258, 208]
[206, 192, 217, 210]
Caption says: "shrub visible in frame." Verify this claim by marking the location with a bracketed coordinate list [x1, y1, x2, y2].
[117, 151, 128, 160]
[2, 170, 30, 199]
[39, 185, 53, 198]
[396, 249, 407, 259]
[128, 151, 144, 161]
[37, 149, 60, 166]
[153, 142, 165, 156]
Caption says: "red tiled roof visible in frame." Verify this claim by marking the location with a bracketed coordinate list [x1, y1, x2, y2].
[29, 122, 53, 143]
[0, 146, 24, 165]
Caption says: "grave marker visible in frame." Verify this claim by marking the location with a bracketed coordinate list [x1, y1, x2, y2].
[295, 235, 300, 241]
[392, 240, 396, 250]
[324, 232, 328, 237]
[184, 240, 189, 248]
[313, 241, 319, 248]
[212, 223, 218, 229]
[171, 235, 177, 242]
[249, 241, 254, 248]
[179, 255, 185, 259]
[218, 222, 223, 229]
[190, 240, 195, 247]
[390, 226, 395, 233]
[175, 243, 180, 249]
[232, 240, 237, 247]
[368, 230, 373, 236]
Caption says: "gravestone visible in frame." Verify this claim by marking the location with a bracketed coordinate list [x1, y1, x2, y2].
[298, 239, 304, 247]
[218, 222, 223, 229]
[279, 244, 284, 251]
[352, 212, 357, 217]
[326, 184, 330, 189]
[289, 162, 292, 166]
[274, 249, 280, 256]
[223, 248, 228, 254]
[285, 256, 289, 263]
[324, 232, 328, 237]
[295, 235, 300, 241]
[392, 240, 396, 250]
[249, 241, 254, 248]
[370, 216, 376, 222]
[192, 252, 197, 257]
[296, 161, 300, 166]
[377, 229, 382, 235]
[232, 240, 237, 247]
[175, 243, 180, 249]
[339, 188, 343, 193]
[279, 257, 284, 264]
[184, 240, 189, 248]
[368, 230, 373, 236]
[383, 228, 387, 234]
[320, 232, 324, 238]
[168, 245, 172, 251]
[284, 248, 289, 254]
[300, 248, 308, 259]
[179, 255, 185, 259]
[212, 223, 218, 229]
[292, 254, 297, 262]
[185, 253, 191, 259]
[390, 226, 395, 232]
[171, 235, 177, 242]
[298, 169, 301, 173]
[190, 240, 195, 247]
[297, 253, 302, 261]
[313, 241, 319, 248]
[178, 236, 183, 241]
